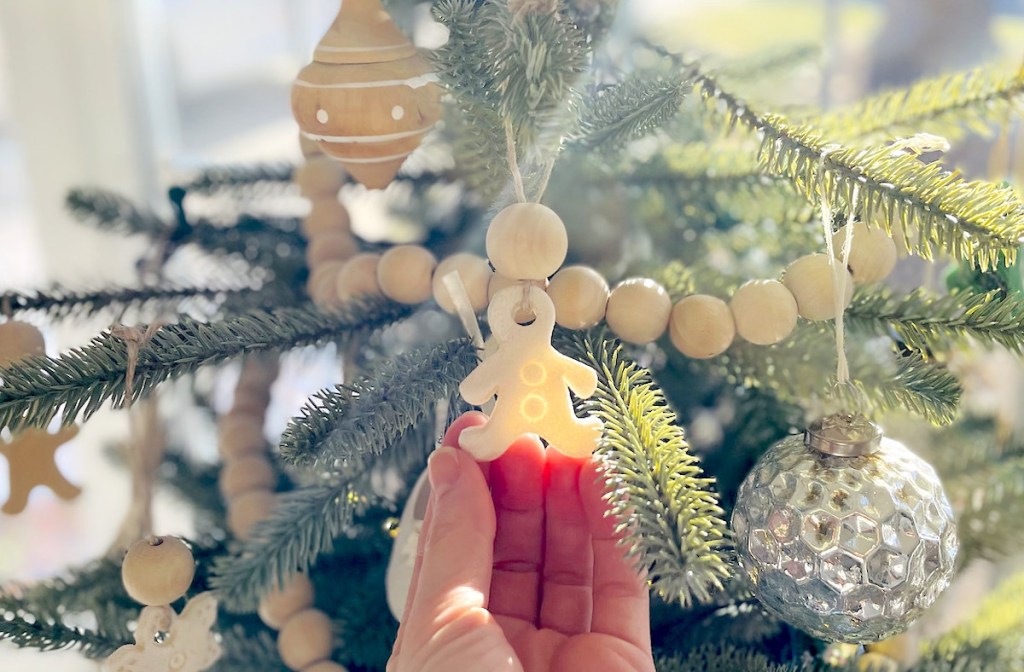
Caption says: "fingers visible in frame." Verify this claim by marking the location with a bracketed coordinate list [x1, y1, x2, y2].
[539, 450, 593, 635]
[402, 432, 496, 652]
[579, 459, 650, 650]
[488, 434, 545, 624]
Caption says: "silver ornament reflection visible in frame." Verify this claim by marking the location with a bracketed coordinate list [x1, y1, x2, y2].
[732, 419, 957, 643]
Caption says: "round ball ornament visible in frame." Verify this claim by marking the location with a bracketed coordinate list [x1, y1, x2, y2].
[732, 414, 957, 643]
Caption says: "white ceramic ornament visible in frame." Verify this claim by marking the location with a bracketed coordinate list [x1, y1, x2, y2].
[459, 285, 603, 460]
[103, 592, 221, 672]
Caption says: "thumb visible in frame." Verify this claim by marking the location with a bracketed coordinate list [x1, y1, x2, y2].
[403, 445, 496, 645]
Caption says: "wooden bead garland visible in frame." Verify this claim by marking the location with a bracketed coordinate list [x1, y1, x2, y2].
[378, 244, 438, 305]
[783, 253, 854, 321]
[278, 608, 336, 670]
[669, 295, 736, 359]
[606, 278, 673, 344]
[121, 536, 195, 606]
[730, 279, 799, 345]
[547, 265, 609, 329]
[336, 252, 383, 301]
[258, 573, 316, 630]
[833, 222, 898, 284]
[485, 202, 568, 281]
[433, 253, 493, 314]
[291, 0, 441, 189]
[218, 455, 277, 501]
[295, 156, 347, 199]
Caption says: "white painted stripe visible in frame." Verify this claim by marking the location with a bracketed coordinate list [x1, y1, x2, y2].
[315, 42, 411, 54]
[305, 126, 431, 143]
[293, 73, 437, 90]
[332, 150, 412, 164]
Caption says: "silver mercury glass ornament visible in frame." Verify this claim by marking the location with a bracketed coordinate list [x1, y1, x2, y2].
[731, 413, 958, 643]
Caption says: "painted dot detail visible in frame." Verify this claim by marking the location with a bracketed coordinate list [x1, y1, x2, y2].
[391, 105, 405, 121]
[316, 109, 329, 124]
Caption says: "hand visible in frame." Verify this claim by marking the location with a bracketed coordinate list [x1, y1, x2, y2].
[388, 412, 656, 672]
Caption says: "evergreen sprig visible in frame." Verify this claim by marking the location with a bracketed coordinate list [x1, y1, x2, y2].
[0, 613, 122, 659]
[0, 300, 410, 432]
[66, 188, 168, 237]
[846, 287, 1024, 354]
[692, 68, 1024, 269]
[279, 339, 477, 467]
[558, 329, 732, 606]
[181, 163, 293, 195]
[571, 75, 691, 149]
[818, 63, 1024, 144]
[1, 284, 256, 320]
[954, 454, 1024, 563]
[655, 645, 795, 672]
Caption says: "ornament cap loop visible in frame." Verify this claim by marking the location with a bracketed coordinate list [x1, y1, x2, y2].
[805, 413, 882, 457]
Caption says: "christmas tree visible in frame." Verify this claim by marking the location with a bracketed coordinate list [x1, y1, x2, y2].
[2, 1, 1024, 670]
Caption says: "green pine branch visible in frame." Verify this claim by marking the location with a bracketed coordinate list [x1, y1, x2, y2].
[217, 628, 288, 672]
[66, 188, 168, 237]
[0, 300, 410, 432]
[619, 144, 787, 192]
[557, 329, 732, 606]
[279, 339, 477, 468]
[691, 67, 1024, 270]
[1, 284, 259, 320]
[954, 453, 1024, 563]
[846, 287, 1024, 355]
[0, 613, 122, 659]
[655, 645, 796, 672]
[181, 163, 293, 195]
[570, 75, 691, 150]
[715, 44, 821, 82]
[817, 63, 1024, 144]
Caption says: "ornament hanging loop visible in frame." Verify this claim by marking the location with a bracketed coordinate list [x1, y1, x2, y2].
[805, 412, 882, 457]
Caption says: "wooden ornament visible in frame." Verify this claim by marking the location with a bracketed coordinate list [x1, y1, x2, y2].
[377, 244, 437, 304]
[299, 132, 322, 158]
[277, 608, 335, 671]
[258, 573, 316, 630]
[547, 265, 609, 330]
[459, 286, 603, 460]
[0, 426, 80, 515]
[336, 252, 383, 301]
[833, 222, 898, 284]
[231, 388, 273, 418]
[218, 455, 276, 501]
[121, 536, 195, 606]
[218, 416, 266, 460]
[432, 253, 493, 314]
[236, 357, 280, 389]
[308, 261, 346, 309]
[307, 232, 359, 267]
[729, 280, 799, 345]
[295, 156, 346, 199]
[302, 199, 351, 238]
[669, 295, 736, 359]
[103, 592, 221, 672]
[783, 253, 854, 321]
[291, 0, 441, 189]
[485, 203, 568, 281]
[227, 489, 277, 540]
[0, 320, 45, 367]
[605, 278, 672, 344]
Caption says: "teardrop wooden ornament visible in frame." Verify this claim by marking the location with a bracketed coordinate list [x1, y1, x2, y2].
[291, 0, 441, 189]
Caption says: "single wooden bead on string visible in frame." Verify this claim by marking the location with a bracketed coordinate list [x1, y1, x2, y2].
[833, 222, 898, 284]
[432, 253, 493, 314]
[227, 489, 277, 540]
[669, 295, 736, 359]
[729, 280, 799, 345]
[605, 278, 672, 344]
[488, 274, 547, 324]
[258, 573, 316, 630]
[377, 245, 437, 305]
[547, 266, 609, 329]
[308, 261, 346, 309]
[121, 536, 195, 606]
[302, 199, 351, 239]
[277, 608, 335, 671]
[782, 253, 854, 321]
[0, 320, 45, 367]
[485, 203, 568, 281]
[336, 252, 383, 301]
[218, 455, 276, 500]
[307, 232, 359, 268]
[295, 156, 347, 199]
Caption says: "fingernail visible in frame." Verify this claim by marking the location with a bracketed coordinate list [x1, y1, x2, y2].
[428, 445, 460, 496]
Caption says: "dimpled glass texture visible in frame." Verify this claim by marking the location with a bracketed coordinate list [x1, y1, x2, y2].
[732, 433, 957, 643]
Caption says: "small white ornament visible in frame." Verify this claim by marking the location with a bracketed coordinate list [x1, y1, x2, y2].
[459, 285, 603, 460]
[103, 592, 221, 672]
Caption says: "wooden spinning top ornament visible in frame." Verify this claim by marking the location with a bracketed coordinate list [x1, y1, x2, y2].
[291, 0, 441, 189]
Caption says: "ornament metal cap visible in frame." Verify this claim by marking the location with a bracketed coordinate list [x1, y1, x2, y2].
[804, 413, 882, 457]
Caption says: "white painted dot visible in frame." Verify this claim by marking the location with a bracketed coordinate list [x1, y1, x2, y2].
[316, 109, 329, 124]
[391, 105, 405, 121]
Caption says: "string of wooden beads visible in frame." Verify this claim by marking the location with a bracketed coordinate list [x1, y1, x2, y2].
[216, 358, 347, 672]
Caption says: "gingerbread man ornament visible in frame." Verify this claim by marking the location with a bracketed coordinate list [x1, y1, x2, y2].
[0, 426, 80, 515]
[459, 285, 603, 460]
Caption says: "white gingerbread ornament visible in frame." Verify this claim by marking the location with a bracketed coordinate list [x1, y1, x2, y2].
[103, 592, 221, 672]
[459, 285, 603, 460]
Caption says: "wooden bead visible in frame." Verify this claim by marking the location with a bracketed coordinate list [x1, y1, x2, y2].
[833, 222, 898, 283]
[308, 261, 346, 309]
[232, 387, 272, 417]
[0, 321, 45, 367]
[605, 278, 671, 344]
[227, 489, 276, 540]
[669, 295, 735, 359]
[218, 455, 276, 500]
[299, 133, 322, 158]
[783, 253, 854, 321]
[547, 266, 609, 329]
[432, 253, 492, 314]
[729, 280, 798, 345]
[258, 573, 315, 630]
[377, 245, 437, 304]
[218, 415, 266, 459]
[485, 203, 567, 281]
[336, 253, 382, 301]
[302, 199, 351, 238]
[277, 608, 334, 671]
[121, 536, 195, 606]
[295, 156, 346, 199]
[307, 232, 358, 267]
[236, 358, 279, 389]
[302, 662, 348, 672]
